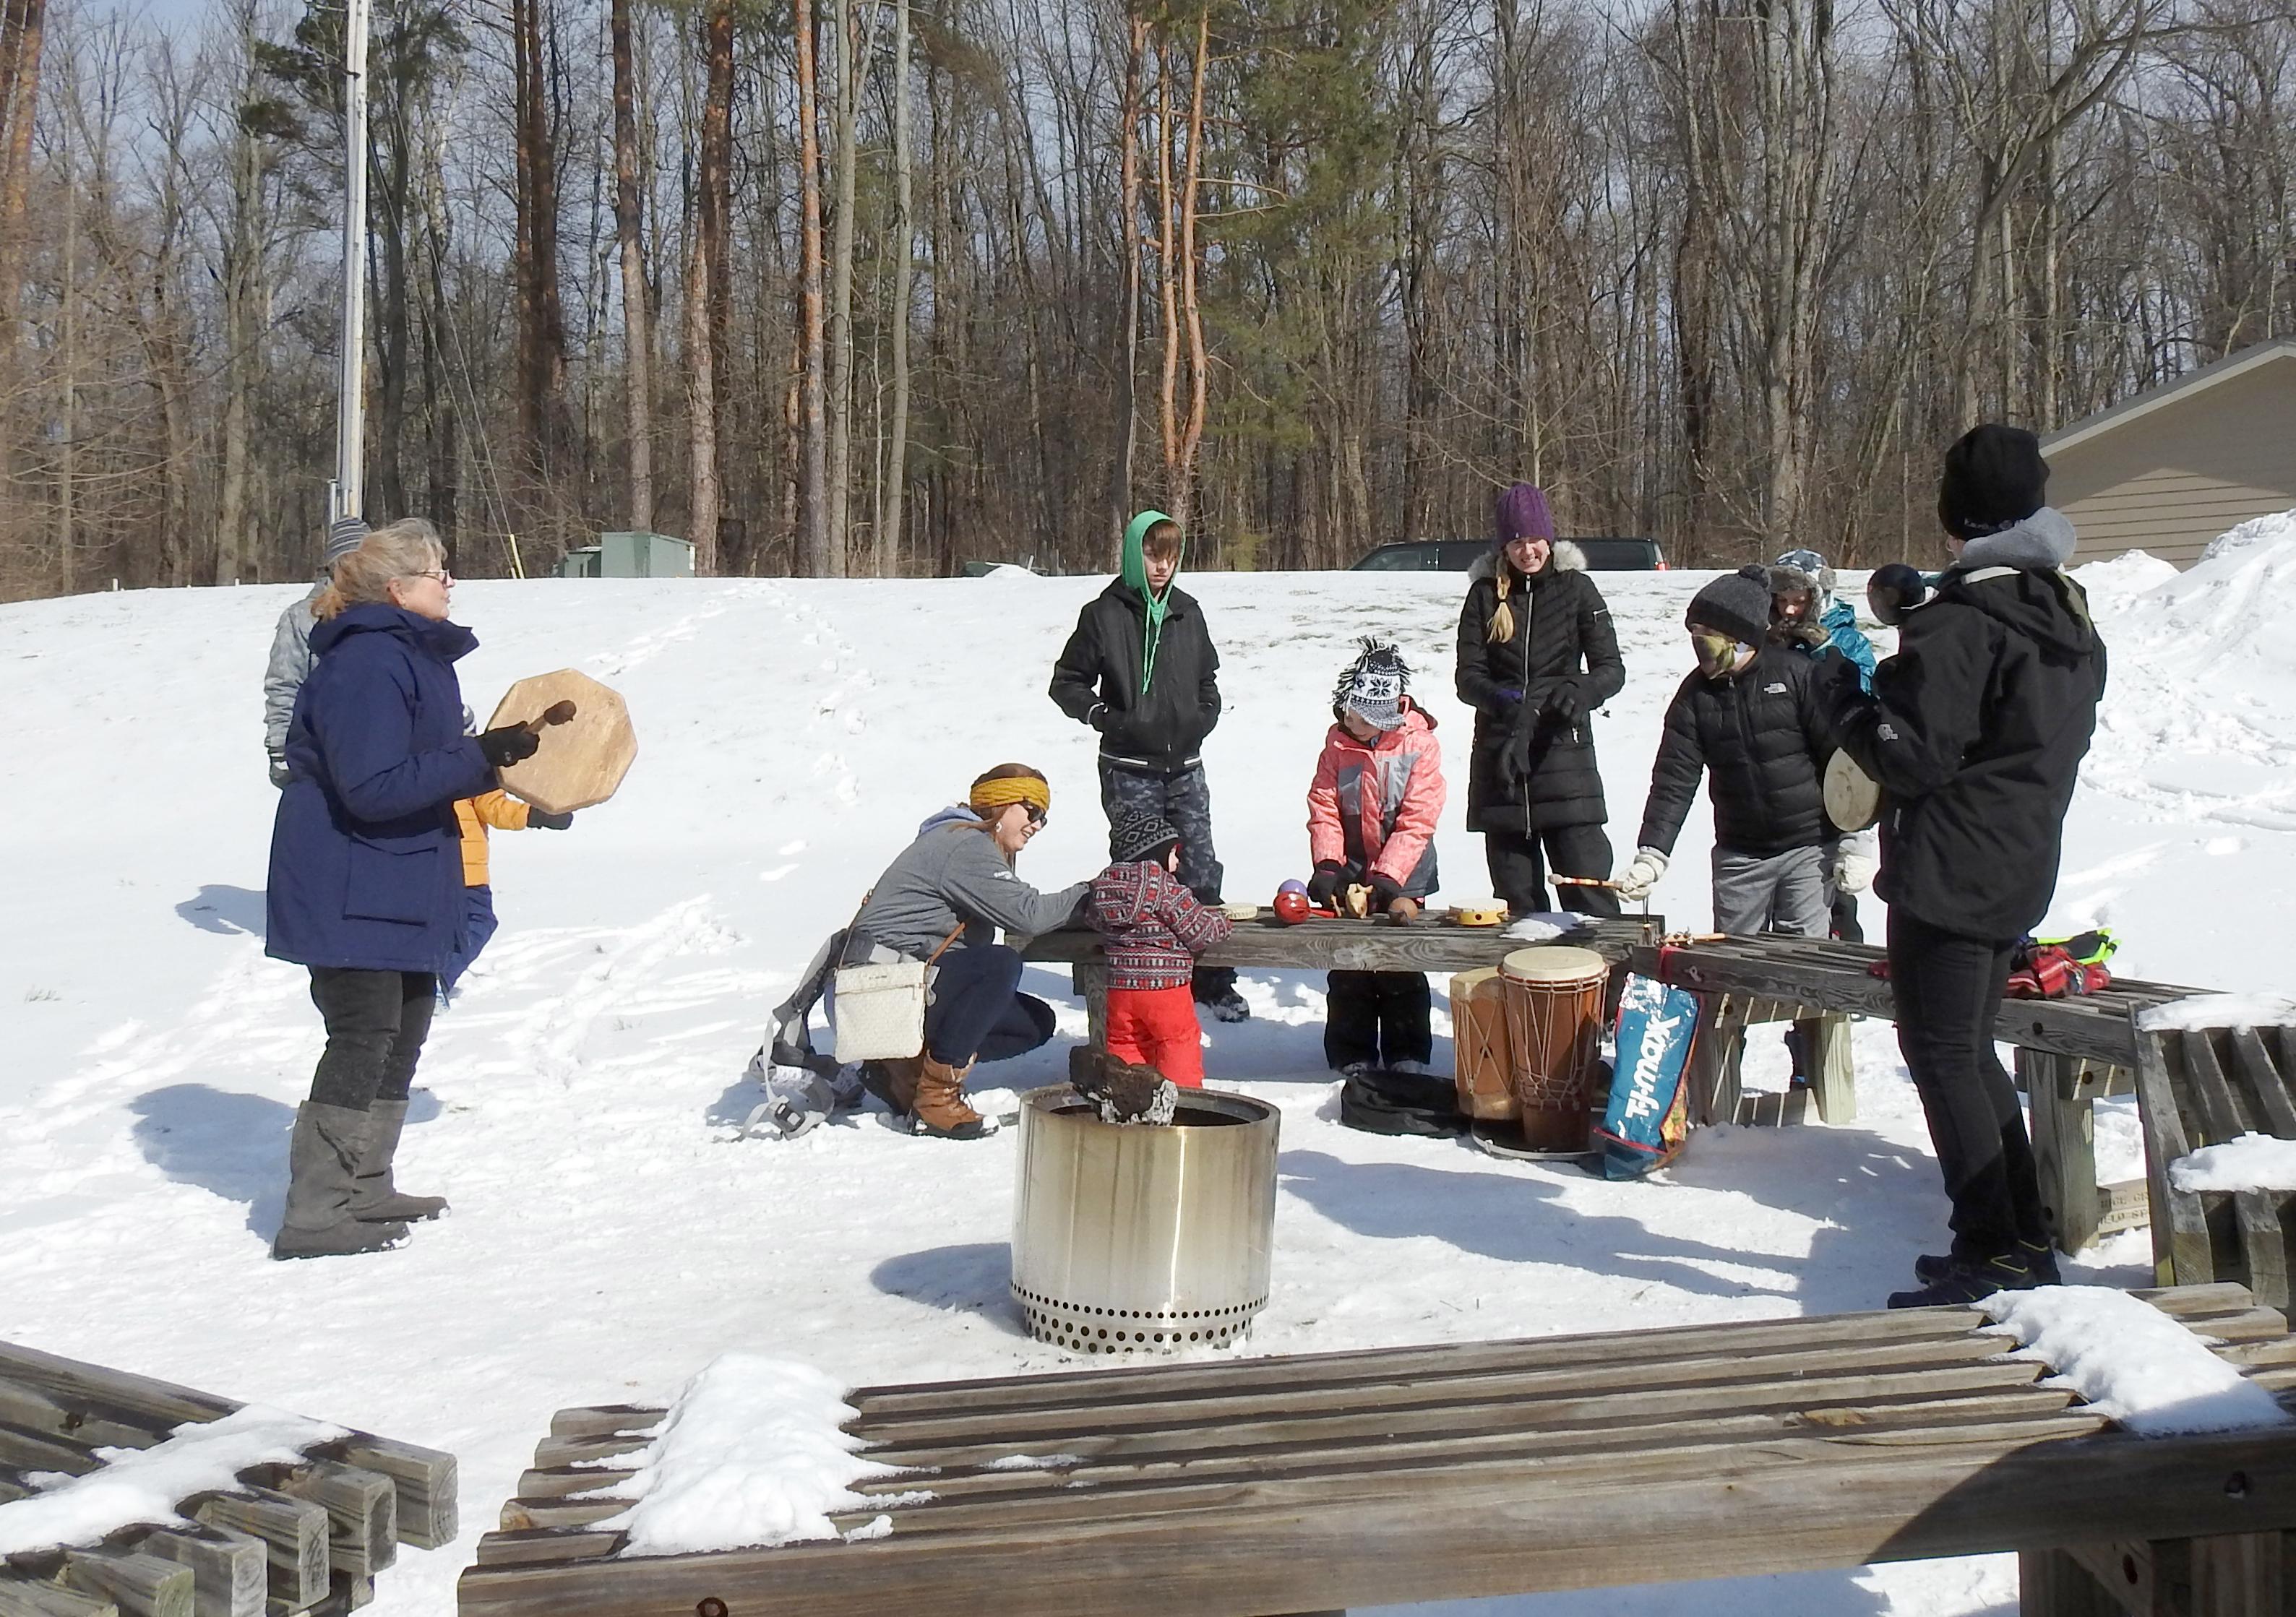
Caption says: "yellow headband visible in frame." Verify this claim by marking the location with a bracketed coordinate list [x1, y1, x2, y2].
[969, 775, 1051, 815]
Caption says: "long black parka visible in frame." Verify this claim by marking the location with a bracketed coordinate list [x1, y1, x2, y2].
[1453, 546, 1626, 834]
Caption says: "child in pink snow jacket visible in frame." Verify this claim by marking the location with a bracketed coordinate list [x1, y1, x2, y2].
[1307, 640, 1447, 1074]
[1088, 809, 1234, 1085]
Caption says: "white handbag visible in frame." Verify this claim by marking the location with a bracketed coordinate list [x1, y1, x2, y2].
[830, 915, 963, 1063]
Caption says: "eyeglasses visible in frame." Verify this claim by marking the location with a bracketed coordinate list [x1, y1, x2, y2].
[406, 569, 452, 585]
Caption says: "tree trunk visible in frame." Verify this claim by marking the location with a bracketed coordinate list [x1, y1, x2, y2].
[826, 0, 864, 571]
[1114, 14, 1146, 530]
[880, 0, 913, 579]
[612, 0, 652, 530]
[794, 0, 832, 574]
[0, 0, 45, 344]
[684, 207, 720, 575]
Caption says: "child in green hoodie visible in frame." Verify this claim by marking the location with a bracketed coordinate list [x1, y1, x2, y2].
[1049, 511, 1248, 1022]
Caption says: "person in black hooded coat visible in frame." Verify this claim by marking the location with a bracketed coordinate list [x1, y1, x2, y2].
[1453, 483, 1626, 916]
[1813, 424, 2108, 1309]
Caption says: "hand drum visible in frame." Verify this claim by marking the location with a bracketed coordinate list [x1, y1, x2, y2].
[486, 669, 637, 815]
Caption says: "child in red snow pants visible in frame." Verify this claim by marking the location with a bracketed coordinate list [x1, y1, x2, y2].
[1105, 983, 1206, 1087]
[1088, 810, 1233, 1090]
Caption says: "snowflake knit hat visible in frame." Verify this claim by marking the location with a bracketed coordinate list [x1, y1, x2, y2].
[1109, 809, 1182, 866]
[1493, 483, 1555, 549]
[1333, 639, 1411, 730]
[1685, 565, 1775, 647]
[324, 517, 371, 564]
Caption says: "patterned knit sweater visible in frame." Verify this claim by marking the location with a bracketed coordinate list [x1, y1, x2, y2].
[1088, 861, 1234, 992]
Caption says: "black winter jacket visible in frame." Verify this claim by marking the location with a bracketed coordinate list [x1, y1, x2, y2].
[1049, 579, 1222, 776]
[1637, 651, 1835, 858]
[1815, 509, 2106, 941]
[1454, 546, 1625, 832]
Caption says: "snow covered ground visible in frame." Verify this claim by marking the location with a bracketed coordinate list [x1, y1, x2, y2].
[4, 518, 2294, 1615]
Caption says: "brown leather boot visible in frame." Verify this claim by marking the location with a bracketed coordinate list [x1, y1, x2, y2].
[911, 1055, 993, 1139]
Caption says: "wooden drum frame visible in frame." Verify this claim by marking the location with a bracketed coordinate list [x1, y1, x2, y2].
[1499, 946, 1609, 1152]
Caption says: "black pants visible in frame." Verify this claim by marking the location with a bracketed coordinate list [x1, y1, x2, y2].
[925, 944, 1056, 1068]
[309, 967, 437, 1110]
[1325, 971, 1432, 1071]
[1099, 761, 1236, 1001]
[1888, 908, 2046, 1261]
[1482, 824, 1621, 918]
[1830, 888, 1864, 944]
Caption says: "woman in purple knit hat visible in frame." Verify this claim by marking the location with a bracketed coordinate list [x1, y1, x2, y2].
[1451, 483, 1626, 917]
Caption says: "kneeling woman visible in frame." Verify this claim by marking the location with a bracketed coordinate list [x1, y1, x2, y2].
[850, 765, 1089, 1139]
[265, 519, 540, 1258]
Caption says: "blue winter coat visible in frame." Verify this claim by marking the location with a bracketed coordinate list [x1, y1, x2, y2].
[1818, 600, 1878, 692]
[265, 605, 498, 973]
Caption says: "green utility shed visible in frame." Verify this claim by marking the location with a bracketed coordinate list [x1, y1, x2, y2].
[555, 531, 695, 579]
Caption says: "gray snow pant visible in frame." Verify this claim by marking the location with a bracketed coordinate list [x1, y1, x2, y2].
[1711, 845, 1830, 938]
[1098, 761, 1234, 1001]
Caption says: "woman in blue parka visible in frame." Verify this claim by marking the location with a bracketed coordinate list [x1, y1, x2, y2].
[265, 518, 540, 1259]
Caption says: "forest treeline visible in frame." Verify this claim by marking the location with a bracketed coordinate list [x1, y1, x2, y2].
[0, 0, 2292, 594]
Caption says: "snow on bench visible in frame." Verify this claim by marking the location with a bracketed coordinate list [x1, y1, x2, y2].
[457, 1283, 2296, 1617]
[0, 1339, 454, 1617]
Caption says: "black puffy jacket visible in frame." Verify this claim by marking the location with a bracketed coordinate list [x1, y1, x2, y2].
[1815, 509, 2107, 941]
[1049, 579, 1221, 776]
[1454, 547, 1625, 832]
[1637, 650, 1835, 858]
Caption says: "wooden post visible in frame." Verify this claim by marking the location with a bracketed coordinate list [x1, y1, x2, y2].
[2133, 1018, 2216, 1290]
[1804, 1012, 1856, 1124]
[2026, 1049, 2103, 1256]
[1688, 993, 1737, 1127]
[2018, 1547, 2120, 1616]
[1072, 960, 1109, 1051]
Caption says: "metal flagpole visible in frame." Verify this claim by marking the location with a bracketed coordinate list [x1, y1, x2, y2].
[331, 0, 372, 525]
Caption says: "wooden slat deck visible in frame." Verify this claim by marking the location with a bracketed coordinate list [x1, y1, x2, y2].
[2144, 1027, 2296, 1309]
[457, 1285, 2296, 1617]
[0, 1340, 455, 1617]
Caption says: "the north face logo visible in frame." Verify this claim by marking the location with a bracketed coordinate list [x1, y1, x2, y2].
[1763, 682, 1787, 694]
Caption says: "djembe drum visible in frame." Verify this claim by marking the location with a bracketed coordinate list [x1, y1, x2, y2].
[1499, 946, 1609, 1151]
[1447, 967, 1516, 1121]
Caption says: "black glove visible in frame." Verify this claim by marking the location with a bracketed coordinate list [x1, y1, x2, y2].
[1542, 683, 1582, 725]
[1305, 861, 1347, 907]
[1085, 702, 1113, 733]
[476, 723, 541, 769]
[1365, 871, 1405, 911]
[528, 809, 574, 830]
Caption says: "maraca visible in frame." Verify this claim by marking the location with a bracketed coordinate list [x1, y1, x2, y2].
[1273, 879, 1310, 925]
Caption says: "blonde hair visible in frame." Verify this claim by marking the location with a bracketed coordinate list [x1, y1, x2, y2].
[1488, 571, 1517, 644]
[314, 518, 447, 621]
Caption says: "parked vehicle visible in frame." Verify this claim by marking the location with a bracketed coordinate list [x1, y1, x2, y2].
[1350, 537, 1667, 572]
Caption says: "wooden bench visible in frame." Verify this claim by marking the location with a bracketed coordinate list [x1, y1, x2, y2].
[2141, 1025, 2296, 1311]
[1020, 913, 1660, 1048]
[1628, 935, 2223, 1259]
[0, 1340, 454, 1617]
[458, 1283, 2296, 1617]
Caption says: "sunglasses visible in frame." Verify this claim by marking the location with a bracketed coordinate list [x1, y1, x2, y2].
[1024, 803, 1047, 827]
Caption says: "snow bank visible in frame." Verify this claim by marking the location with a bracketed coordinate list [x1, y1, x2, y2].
[2073, 549, 2178, 614]
[0, 1405, 348, 1556]
[2138, 993, 2296, 1032]
[1977, 1288, 2290, 1435]
[2170, 1132, 2296, 1193]
[2201, 508, 2296, 564]
[597, 1352, 906, 1556]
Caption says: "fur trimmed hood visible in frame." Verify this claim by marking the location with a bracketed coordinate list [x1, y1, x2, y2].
[1467, 539, 1587, 584]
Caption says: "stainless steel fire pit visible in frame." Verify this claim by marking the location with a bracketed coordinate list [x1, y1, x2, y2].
[1010, 1085, 1279, 1355]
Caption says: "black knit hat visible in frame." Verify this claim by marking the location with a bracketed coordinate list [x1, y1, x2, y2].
[1686, 566, 1775, 647]
[1110, 810, 1182, 866]
[1938, 424, 2048, 541]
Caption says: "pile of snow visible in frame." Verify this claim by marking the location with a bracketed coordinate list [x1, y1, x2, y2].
[596, 1353, 906, 1556]
[2137, 993, 2296, 1032]
[1977, 1288, 2290, 1435]
[0, 1405, 348, 1556]
[2073, 549, 2178, 616]
[2170, 1133, 2296, 1194]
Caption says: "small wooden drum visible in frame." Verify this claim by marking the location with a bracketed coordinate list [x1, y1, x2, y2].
[1499, 946, 1609, 1151]
[1448, 967, 1516, 1121]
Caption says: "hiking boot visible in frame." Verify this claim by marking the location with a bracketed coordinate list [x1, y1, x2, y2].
[348, 1098, 449, 1223]
[911, 1056, 994, 1140]
[1887, 1252, 2038, 1309]
[274, 1103, 410, 1260]
[859, 1057, 922, 1117]
[1912, 1240, 2062, 1288]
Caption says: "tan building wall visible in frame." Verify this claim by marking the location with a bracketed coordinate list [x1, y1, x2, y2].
[2045, 350, 2296, 569]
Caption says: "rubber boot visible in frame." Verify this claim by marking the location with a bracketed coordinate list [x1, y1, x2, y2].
[348, 1098, 449, 1223]
[273, 1103, 409, 1260]
[911, 1056, 993, 1140]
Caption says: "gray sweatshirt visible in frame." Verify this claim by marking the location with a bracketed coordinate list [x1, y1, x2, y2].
[853, 806, 1088, 959]
[263, 576, 329, 767]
